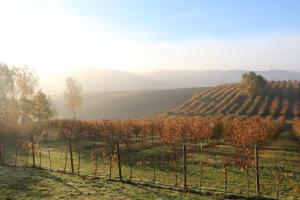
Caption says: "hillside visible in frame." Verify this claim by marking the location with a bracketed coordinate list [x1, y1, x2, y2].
[169, 80, 300, 119]
[40, 69, 300, 94]
[54, 87, 208, 120]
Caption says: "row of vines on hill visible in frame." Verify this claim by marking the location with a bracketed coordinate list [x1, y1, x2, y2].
[172, 80, 300, 119]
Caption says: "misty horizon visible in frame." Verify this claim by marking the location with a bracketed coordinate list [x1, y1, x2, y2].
[36, 68, 300, 95]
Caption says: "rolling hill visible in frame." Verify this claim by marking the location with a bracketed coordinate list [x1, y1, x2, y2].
[169, 80, 300, 119]
[54, 87, 209, 120]
[41, 69, 300, 94]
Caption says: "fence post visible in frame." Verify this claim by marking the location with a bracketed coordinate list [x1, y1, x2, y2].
[0, 142, 3, 166]
[77, 145, 81, 175]
[64, 146, 68, 173]
[199, 161, 204, 192]
[116, 140, 123, 181]
[39, 149, 42, 168]
[224, 164, 228, 198]
[152, 158, 156, 184]
[69, 137, 74, 174]
[183, 143, 188, 191]
[30, 134, 36, 168]
[48, 149, 52, 170]
[26, 148, 29, 167]
[15, 144, 19, 166]
[2, 144, 5, 166]
[246, 165, 250, 197]
[255, 144, 260, 196]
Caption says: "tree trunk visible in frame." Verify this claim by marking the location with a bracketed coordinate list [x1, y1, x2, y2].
[69, 137, 74, 174]
[30, 135, 36, 168]
[116, 141, 122, 181]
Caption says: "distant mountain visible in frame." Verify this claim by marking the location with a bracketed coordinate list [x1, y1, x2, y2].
[40, 68, 167, 94]
[41, 69, 300, 95]
[54, 87, 208, 120]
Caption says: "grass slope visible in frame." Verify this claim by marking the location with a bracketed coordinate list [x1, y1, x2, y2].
[0, 166, 217, 200]
[1, 131, 300, 199]
[170, 81, 300, 119]
[54, 87, 209, 120]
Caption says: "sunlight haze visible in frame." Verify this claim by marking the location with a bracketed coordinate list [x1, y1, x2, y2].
[1, 0, 300, 94]
[1, 0, 300, 76]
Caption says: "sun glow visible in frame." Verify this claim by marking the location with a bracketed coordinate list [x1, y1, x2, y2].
[1, 0, 300, 76]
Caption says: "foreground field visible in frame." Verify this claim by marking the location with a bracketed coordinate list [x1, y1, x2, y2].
[0, 166, 217, 200]
[1, 130, 300, 200]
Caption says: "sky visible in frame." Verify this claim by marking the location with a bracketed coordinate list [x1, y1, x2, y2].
[1, 0, 300, 75]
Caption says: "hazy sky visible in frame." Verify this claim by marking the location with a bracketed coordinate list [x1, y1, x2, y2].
[1, 0, 300, 74]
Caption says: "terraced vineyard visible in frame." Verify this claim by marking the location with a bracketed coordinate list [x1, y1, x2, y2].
[169, 80, 300, 119]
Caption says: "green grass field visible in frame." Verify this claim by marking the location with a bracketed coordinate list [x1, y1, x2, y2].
[1, 131, 300, 200]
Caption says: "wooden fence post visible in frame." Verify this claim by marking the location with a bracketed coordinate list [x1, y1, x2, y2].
[26, 148, 29, 167]
[69, 137, 74, 174]
[183, 143, 188, 191]
[93, 134, 98, 178]
[2, 144, 5, 166]
[48, 149, 52, 170]
[64, 146, 68, 173]
[77, 145, 81, 175]
[39, 149, 42, 168]
[255, 144, 260, 196]
[152, 158, 156, 184]
[15, 144, 19, 166]
[116, 140, 122, 181]
[199, 161, 204, 192]
[30, 135, 36, 168]
[246, 165, 250, 197]
[0, 142, 3, 166]
[224, 164, 228, 198]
